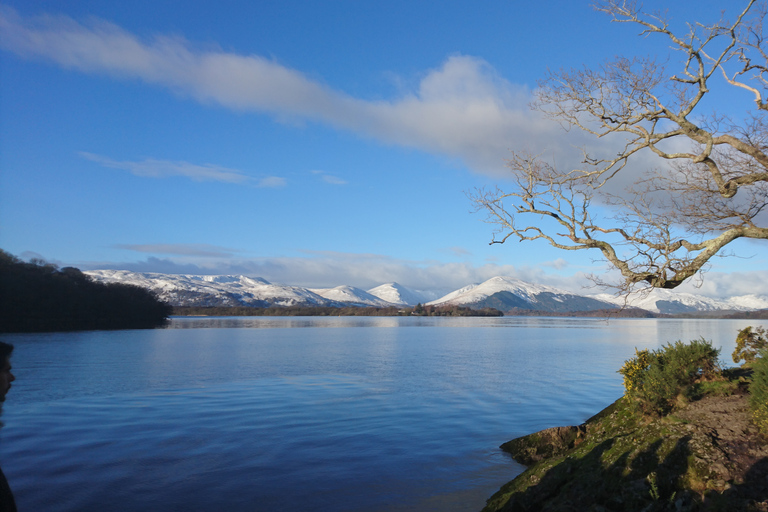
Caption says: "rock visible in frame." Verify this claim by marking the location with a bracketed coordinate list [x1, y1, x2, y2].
[500, 425, 586, 465]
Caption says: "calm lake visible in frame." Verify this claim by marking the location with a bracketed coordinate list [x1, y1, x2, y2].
[1, 316, 765, 511]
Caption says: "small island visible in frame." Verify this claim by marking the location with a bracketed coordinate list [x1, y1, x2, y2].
[483, 333, 768, 512]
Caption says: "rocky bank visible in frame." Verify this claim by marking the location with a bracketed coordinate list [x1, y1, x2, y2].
[483, 389, 768, 511]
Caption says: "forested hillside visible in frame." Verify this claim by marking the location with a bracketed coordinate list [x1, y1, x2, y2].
[0, 250, 172, 332]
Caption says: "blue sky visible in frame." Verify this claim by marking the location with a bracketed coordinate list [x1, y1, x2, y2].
[1, 0, 766, 298]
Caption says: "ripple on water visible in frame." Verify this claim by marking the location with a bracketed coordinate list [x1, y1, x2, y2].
[0, 317, 759, 511]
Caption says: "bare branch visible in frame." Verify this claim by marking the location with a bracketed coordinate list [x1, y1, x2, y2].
[472, 1, 768, 295]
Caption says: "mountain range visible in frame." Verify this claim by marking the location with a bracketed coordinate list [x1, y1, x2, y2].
[84, 270, 768, 314]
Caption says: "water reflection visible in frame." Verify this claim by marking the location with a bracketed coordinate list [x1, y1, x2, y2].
[165, 315, 406, 329]
[165, 315, 621, 329]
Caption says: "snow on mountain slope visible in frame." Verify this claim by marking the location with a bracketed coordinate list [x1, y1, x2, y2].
[309, 286, 395, 307]
[428, 276, 587, 305]
[85, 270, 329, 307]
[726, 294, 768, 310]
[590, 288, 766, 314]
[366, 283, 436, 306]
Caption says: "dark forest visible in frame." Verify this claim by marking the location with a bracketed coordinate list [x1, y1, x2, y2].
[0, 250, 172, 332]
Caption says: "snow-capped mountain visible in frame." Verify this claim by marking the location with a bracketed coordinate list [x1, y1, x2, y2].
[727, 294, 768, 311]
[84, 270, 335, 307]
[83, 270, 768, 314]
[309, 286, 395, 307]
[427, 276, 617, 312]
[366, 283, 437, 306]
[592, 289, 768, 314]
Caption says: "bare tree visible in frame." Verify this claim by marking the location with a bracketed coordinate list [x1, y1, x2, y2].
[471, 0, 768, 294]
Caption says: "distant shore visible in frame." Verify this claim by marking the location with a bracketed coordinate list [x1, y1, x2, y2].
[171, 304, 504, 317]
[171, 305, 768, 320]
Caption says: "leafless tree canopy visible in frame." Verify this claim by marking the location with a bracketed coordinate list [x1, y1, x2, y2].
[471, 0, 768, 294]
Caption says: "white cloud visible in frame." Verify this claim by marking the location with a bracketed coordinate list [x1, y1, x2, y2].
[675, 270, 768, 299]
[0, 6, 591, 176]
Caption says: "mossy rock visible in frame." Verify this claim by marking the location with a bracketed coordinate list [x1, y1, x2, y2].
[500, 425, 586, 465]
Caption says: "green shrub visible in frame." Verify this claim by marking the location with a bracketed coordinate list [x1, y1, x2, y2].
[749, 347, 768, 435]
[618, 339, 721, 416]
[732, 326, 767, 365]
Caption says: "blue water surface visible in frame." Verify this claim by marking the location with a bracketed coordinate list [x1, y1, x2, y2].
[0, 316, 762, 511]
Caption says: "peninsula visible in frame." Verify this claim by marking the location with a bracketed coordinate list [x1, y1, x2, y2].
[483, 340, 768, 512]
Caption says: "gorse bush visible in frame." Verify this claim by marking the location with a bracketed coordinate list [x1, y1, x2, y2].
[732, 326, 767, 365]
[618, 339, 721, 416]
[750, 347, 768, 435]
[618, 348, 652, 393]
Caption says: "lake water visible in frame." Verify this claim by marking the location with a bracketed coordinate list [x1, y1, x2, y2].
[1, 316, 765, 511]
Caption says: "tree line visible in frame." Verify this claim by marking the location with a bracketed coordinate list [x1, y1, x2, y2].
[173, 304, 503, 317]
[0, 250, 172, 332]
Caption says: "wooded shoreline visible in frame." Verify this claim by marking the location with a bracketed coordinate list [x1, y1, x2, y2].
[172, 305, 768, 320]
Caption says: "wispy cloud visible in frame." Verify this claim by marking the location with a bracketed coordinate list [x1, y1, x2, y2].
[541, 258, 569, 270]
[79, 152, 248, 183]
[0, 6, 589, 176]
[444, 246, 472, 257]
[311, 170, 347, 185]
[114, 243, 240, 258]
[79, 152, 285, 187]
[257, 176, 287, 188]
